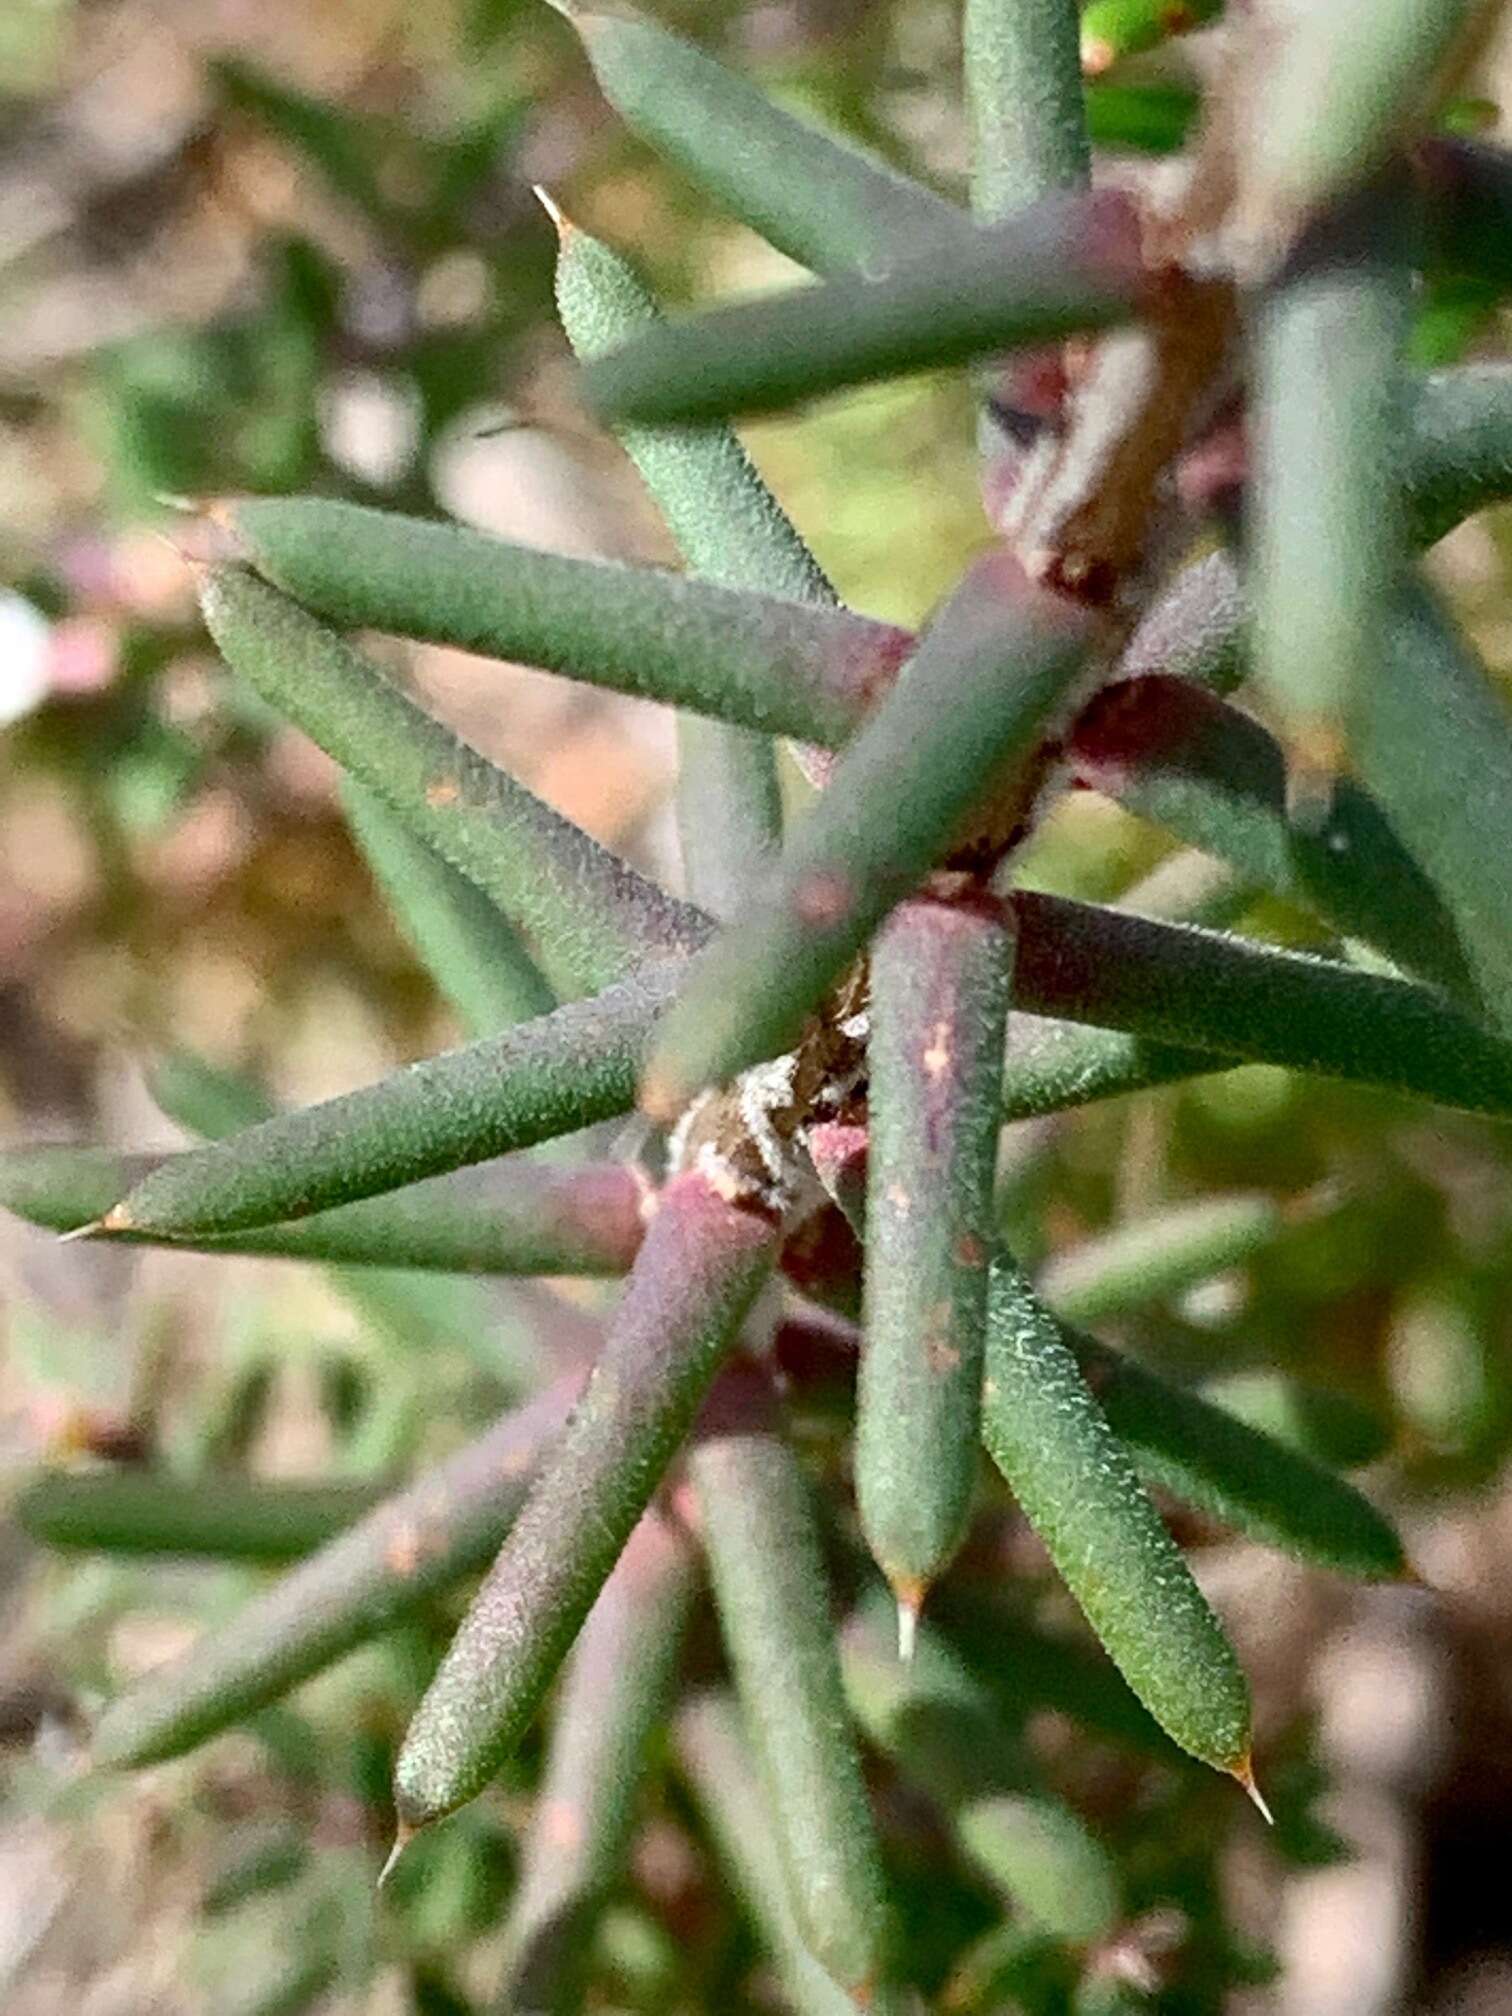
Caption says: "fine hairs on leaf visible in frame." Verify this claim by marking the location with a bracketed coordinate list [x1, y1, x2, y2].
[14, 4, 1512, 2010]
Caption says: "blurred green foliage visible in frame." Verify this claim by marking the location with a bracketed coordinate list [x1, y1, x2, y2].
[4, 3, 1512, 2014]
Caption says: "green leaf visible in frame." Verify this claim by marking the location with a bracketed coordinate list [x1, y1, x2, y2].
[17, 1470, 379, 1564]
[965, 0, 1089, 221]
[199, 563, 704, 998]
[227, 497, 905, 751]
[644, 556, 1098, 1114]
[87, 1055, 516, 1381]
[1067, 1329, 1407, 1580]
[692, 1363, 896, 1996]
[343, 784, 556, 1037]
[1038, 1193, 1283, 1324]
[1001, 1017, 1223, 1120]
[1200, 1372, 1392, 1472]
[1, 1142, 646, 1275]
[148, 1046, 271, 1138]
[1405, 363, 1512, 543]
[1249, 199, 1409, 797]
[1356, 583, 1512, 1041]
[980, 1255, 1254, 1777]
[214, 58, 397, 232]
[1009, 891, 1512, 1123]
[858, 892, 1013, 1616]
[1410, 273, 1502, 368]
[673, 1693, 858, 2016]
[930, 1586, 1181, 1761]
[393, 1173, 777, 1830]
[497, 1512, 696, 2013]
[1066, 675, 1476, 1001]
[840, 1594, 1122, 1946]
[103, 964, 683, 1238]
[0, 1146, 166, 1232]
[582, 189, 1145, 426]
[551, 210, 828, 911]
[91, 1375, 582, 1768]
[550, 0, 962, 274]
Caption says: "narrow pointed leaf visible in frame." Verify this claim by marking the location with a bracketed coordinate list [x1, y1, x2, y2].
[552, 214, 827, 910]
[18, 1470, 380, 1565]
[691, 1362, 895, 1996]
[980, 1254, 1253, 1774]
[496, 1510, 696, 2014]
[1067, 675, 1476, 1000]
[1065, 1326, 1406, 1579]
[103, 964, 684, 1239]
[965, 0, 1088, 220]
[840, 1595, 1122, 1945]
[646, 557, 1099, 1112]
[343, 783, 555, 1037]
[673, 719, 786, 919]
[552, 0, 963, 274]
[1249, 201, 1409, 793]
[92, 1374, 583, 1768]
[673, 1692, 857, 2016]
[116, 1056, 519, 1375]
[1039, 1193, 1282, 1324]
[583, 190, 1145, 426]
[227, 497, 906, 750]
[1355, 582, 1512, 1040]
[1200, 1371, 1392, 1472]
[858, 891, 1013, 1611]
[198, 563, 703, 997]
[394, 1172, 777, 1829]
[1009, 891, 1512, 1122]
[930, 1585, 1180, 1761]
[0, 1146, 167, 1232]
[3, 1143, 647, 1275]
[148, 1047, 269, 1137]
[1000, 1016, 1223, 1120]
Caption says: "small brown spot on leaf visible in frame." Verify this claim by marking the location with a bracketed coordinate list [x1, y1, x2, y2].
[954, 1232, 987, 1269]
[927, 1336, 962, 1375]
[425, 776, 461, 808]
[921, 1019, 951, 1080]
[385, 1521, 423, 1578]
[793, 869, 853, 929]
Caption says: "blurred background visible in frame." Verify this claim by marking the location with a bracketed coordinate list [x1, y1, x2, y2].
[5, 2, 1512, 2011]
